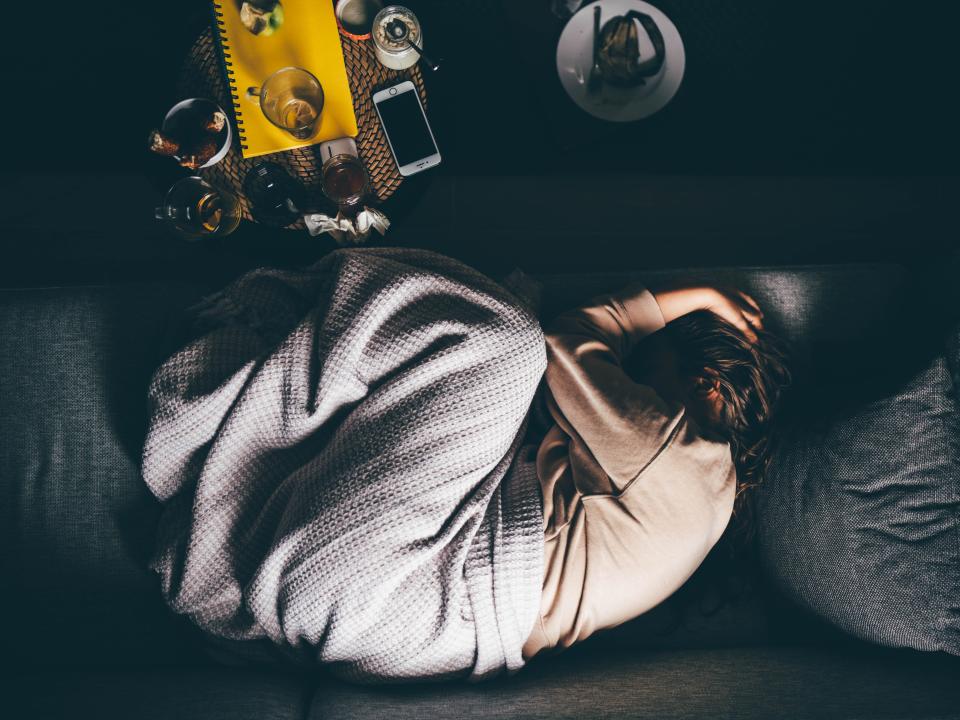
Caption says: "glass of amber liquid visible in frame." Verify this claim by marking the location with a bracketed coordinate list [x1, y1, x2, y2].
[247, 67, 324, 140]
[155, 177, 242, 239]
[321, 153, 370, 212]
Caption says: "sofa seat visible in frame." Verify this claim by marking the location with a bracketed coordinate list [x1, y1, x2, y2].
[311, 646, 960, 720]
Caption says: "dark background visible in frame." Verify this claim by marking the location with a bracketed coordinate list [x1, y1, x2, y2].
[1, 0, 958, 286]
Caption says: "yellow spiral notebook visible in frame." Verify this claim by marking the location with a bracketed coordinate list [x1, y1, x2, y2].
[212, 0, 359, 159]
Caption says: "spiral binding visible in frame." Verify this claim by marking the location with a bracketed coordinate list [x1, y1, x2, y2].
[211, 1, 248, 151]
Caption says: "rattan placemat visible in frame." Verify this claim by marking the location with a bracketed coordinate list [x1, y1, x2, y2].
[177, 25, 427, 229]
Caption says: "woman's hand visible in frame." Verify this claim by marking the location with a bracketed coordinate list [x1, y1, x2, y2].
[651, 285, 764, 342]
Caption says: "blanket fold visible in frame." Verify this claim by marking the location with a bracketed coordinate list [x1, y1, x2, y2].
[141, 248, 546, 683]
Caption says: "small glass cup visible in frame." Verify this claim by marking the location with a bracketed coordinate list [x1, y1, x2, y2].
[154, 177, 241, 240]
[321, 153, 370, 211]
[247, 67, 324, 140]
[336, 0, 383, 40]
[372, 6, 421, 70]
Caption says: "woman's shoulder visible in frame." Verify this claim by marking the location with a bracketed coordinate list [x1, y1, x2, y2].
[617, 411, 736, 513]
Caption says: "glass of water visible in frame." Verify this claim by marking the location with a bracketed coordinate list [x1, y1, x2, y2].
[247, 67, 325, 140]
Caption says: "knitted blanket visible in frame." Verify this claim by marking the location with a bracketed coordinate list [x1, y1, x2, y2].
[141, 248, 547, 683]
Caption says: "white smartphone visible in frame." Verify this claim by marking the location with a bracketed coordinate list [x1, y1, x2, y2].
[372, 81, 442, 177]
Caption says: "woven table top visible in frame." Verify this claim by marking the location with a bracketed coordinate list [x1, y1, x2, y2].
[178, 25, 427, 230]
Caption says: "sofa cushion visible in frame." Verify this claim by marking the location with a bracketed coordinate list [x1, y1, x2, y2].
[308, 646, 960, 720]
[756, 345, 960, 654]
[0, 285, 206, 668]
[7, 668, 308, 720]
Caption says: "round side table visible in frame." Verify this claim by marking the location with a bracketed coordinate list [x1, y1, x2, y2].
[177, 26, 428, 230]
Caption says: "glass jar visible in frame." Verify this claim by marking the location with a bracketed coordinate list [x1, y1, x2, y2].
[371, 5, 421, 70]
[321, 153, 370, 211]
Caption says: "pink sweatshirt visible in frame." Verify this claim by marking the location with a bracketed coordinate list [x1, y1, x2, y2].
[522, 282, 737, 658]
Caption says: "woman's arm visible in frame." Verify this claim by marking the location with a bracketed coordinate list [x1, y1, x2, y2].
[649, 283, 764, 341]
[544, 281, 763, 489]
[544, 281, 676, 489]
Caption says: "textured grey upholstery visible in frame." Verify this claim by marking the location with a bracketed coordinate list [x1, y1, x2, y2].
[8, 668, 307, 720]
[310, 647, 960, 720]
[756, 352, 960, 655]
[0, 285, 205, 668]
[2, 264, 956, 719]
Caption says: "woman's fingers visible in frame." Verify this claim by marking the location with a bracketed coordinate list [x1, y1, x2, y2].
[736, 318, 759, 343]
[733, 310, 761, 342]
[706, 288, 763, 342]
[737, 290, 764, 318]
[719, 301, 759, 343]
[732, 292, 764, 335]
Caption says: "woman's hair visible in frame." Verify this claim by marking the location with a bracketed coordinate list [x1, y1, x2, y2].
[662, 309, 792, 538]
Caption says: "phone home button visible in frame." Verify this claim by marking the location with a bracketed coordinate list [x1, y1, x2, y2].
[389, 87, 398, 95]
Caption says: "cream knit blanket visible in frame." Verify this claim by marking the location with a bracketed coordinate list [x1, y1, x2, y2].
[141, 248, 546, 683]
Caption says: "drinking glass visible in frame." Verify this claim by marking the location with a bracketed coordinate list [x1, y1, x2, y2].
[155, 177, 241, 239]
[372, 6, 421, 70]
[336, 0, 383, 40]
[321, 153, 370, 211]
[243, 162, 305, 226]
[247, 67, 324, 140]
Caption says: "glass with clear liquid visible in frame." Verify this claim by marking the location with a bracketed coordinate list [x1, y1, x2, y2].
[247, 67, 325, 140]
[155, 177, 242, 239]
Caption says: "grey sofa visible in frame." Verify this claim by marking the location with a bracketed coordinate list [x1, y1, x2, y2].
[3, 262, 959, 719]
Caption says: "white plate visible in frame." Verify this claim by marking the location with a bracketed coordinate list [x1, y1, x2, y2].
[556, 0, 685, 122]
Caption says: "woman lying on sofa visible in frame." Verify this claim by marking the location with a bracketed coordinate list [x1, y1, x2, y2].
[141, 249, 790, 683]
[521, 279, 789, 658]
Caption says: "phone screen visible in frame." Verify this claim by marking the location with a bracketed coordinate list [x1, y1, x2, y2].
[376, 90, 438, 167]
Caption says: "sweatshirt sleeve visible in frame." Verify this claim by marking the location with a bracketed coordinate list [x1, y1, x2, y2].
[543, 281, 685, 489]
